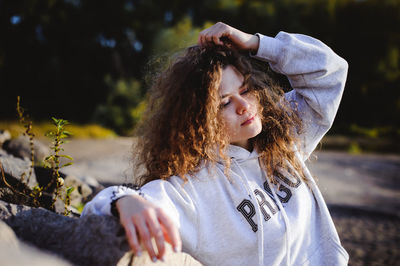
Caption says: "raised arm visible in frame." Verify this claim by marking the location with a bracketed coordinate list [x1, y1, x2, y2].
[198, 22, 348, 160]
[252, 32, 348, 160]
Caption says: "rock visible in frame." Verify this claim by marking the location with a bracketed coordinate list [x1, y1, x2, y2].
[0, 186, 36, 209]
[0, 200, 202, 266]
[0, 220, 72, 266]
[0, 155, 99, 212]
[0, 219, 19, 247]
[0, 130, 11, 146]
[0, 200, 31, 220]
[0, 149, 37, 188]
[122, 246, 203, 266]
[64, 175, 93, 206]
[80, 174, 101, 190]
[2, 200, 130, 266]
[34, 166, 66, 191]
[0, 241, 73, 266]
[3, 136, 50, 164]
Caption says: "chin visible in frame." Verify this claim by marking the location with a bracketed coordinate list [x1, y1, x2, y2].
[251, 120, 263, 137]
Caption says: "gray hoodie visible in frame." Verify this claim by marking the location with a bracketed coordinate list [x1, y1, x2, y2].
[82, 31, 349, 266]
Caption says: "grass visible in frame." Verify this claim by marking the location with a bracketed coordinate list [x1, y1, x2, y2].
[0, 121, 116, 139]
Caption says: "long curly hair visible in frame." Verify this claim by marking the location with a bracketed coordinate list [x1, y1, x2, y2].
[133, 45, 304, 185]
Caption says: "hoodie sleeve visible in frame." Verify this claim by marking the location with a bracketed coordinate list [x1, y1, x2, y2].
[251, 32, 348, 160]
[81, 178, 199, 253]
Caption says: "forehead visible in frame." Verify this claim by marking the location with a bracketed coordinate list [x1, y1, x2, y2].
[219, 65, 244, 95]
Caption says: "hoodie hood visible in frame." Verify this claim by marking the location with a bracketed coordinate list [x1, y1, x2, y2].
[226, 144, 260, 163]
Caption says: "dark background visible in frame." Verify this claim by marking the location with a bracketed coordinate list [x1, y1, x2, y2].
[1, 0, 399, 137]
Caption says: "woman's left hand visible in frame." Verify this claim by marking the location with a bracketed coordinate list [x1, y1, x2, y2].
[198, 22, 259, 52]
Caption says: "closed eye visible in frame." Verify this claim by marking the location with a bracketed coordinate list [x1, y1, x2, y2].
[221, 100, 230, 108]
[240, 88, 249, 95]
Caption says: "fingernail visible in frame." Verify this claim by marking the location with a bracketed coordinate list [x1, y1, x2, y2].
[173, 246, 180, 253]
[152, 256, 157, 262]
[160, 256, 165, 262]
[136, 250, 142, 257]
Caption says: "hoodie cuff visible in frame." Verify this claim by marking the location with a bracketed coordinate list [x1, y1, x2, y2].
[110, 184, 142, 217]
[250, 33, 283, 64]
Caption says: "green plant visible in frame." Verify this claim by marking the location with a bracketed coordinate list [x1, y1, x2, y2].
[348, 142, 362, 154]
[44, 117, 74, 215]
[16, 96, 35, 184]
[0, 98, 76, 215]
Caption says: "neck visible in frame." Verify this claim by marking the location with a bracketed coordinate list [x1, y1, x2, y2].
[231, 139, 253, 152]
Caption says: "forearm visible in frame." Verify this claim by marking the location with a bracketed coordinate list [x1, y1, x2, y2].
[81, 185, 140, 217]
[252, 31, 348, 159]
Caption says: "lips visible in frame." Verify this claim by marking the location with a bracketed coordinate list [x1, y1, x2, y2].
[241, 115, 256, 126]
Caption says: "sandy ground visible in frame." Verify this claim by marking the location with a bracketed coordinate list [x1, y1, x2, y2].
[61, 137, 400, 266]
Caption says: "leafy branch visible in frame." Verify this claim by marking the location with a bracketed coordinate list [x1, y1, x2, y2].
[1, 98, 75, 216]
[16, 96, 35, 184]
[44, 117, 74, 215]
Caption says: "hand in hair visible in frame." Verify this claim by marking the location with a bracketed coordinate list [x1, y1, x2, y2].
[198, 22, 259, 52]
[116, 195, 182, 262]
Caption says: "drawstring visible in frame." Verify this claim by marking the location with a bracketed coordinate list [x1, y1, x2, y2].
[226, 156, 292, 266]
[232, 159, 265, 266]
[261, 161, 291, 266]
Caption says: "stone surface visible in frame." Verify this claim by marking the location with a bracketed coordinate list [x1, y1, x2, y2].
[0, 200, 32, 220]
[0, 200, 202, 266]
[1, 200, 129, 266]
[64, 175, 93, 206]
[0, 149, 37, 187]
[118, 246, 202, 266]
[0, 130, 11, 146]
[0, 220, 71, 266]
[2, 136, 50, 164]
[0, 219, 18, 247]
[0, 241, 72, 266]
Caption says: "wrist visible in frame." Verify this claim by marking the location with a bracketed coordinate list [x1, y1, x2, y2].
[112, 195, 139, 217]
[248, 34, 260, 53]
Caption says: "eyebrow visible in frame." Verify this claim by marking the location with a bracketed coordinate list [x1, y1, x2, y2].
[220, 80, 247, 98]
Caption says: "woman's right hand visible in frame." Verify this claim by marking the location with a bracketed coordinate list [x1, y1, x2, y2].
[198, 22, 259, 52]
[116, 195, 182, 262]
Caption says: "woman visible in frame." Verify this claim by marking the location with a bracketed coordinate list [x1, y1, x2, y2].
[82, 22, 349, 265]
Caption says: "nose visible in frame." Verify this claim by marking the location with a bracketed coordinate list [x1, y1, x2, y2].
[236, 97, 250, 115]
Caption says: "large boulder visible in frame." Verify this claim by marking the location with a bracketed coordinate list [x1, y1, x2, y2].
[1, 200, 129, 266]
[0, 200, 202, 266]
[0, 219, 72, 266]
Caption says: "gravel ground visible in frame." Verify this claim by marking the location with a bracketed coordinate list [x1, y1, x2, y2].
[330, 206, 400, 266]
[61, 137, 400, 266]
[306, 151, 400, 266]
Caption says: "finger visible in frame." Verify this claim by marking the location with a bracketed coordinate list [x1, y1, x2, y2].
[158, 210, 182, 253]
[198, 30, 205, 45]
[200, 33, 208, 46]
[146, 211, 166, 260]
[123, 221, 142, 256]
[135, 218, 158, 262]
[200, 34, 206, 47]
[212, 34, 223, 46]
[205, 33, 214, 46]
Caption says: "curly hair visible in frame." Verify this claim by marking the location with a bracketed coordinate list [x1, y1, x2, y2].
[133, 45, 304, 185]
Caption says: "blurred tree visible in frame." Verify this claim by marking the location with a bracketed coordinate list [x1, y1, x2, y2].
[93, 75, 143, 135]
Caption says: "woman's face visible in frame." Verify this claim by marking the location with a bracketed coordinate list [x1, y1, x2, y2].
[218, 65, 262, 150]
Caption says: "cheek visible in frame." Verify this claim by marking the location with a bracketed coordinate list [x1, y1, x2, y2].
[219, 110, 239, 133]
[220, 112, 234, 127]
[249, 95, 261, 112]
